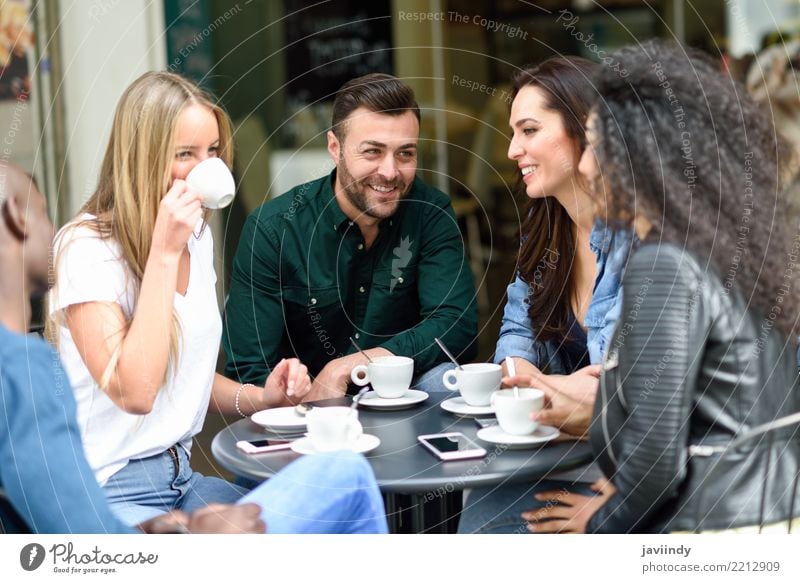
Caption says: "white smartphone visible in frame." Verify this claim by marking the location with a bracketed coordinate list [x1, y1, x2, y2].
[235, 438, 293, 455]
[418, 432, 487, 461]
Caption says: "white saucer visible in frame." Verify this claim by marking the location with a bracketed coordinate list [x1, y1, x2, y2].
[251, 407, 307, 432]
[440, 397, 494, 417]
[358, 390, 429, 410]
[476, 424, 560, 449]
[290, 434, 381, 455]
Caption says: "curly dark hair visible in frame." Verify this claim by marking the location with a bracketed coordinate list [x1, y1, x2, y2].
[512, 56, 600, 343]
[592, 39, 800, 337]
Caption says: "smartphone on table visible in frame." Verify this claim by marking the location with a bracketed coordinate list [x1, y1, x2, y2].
[235, 438, 292, 454]
[418, 432, 487, 461]
[474, 417, 498, 429]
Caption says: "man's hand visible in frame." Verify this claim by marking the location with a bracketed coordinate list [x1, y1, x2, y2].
[309, 348, 393, 400]
[137, 510, 191, 534]
[138, 504, 266, 534]
[308, 357, 354, 400]
[187, 503, 266, 534]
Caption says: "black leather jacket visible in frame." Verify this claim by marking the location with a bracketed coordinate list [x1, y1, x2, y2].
[588, 243, 800, 533]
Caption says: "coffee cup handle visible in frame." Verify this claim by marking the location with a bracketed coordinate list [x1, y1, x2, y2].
[351, 365, 370, 386]
[442, 370, 459, 391]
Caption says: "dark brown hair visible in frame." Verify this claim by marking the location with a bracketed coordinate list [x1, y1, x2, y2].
[331, 73, 420, 141]
[512, 56, 600, 343]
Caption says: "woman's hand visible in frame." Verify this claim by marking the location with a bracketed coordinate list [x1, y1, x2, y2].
[263, 358, 312, 406]
[503, 364, 600, 438]
[522, 478, 616, 533]
[150, 179, 204, 257]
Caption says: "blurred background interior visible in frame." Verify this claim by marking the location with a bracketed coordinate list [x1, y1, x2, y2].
[4, 0, 798, 479]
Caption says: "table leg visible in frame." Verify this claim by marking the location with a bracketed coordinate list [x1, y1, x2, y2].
[383, 493, 403, 533]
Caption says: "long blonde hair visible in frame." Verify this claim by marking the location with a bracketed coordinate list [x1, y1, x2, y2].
[47, 71, 233, 390]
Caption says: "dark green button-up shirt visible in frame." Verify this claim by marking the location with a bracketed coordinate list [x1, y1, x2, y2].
[222, 170, 478, 384]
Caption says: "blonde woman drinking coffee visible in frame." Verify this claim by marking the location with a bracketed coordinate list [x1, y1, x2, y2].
[47, 72, 315, 525]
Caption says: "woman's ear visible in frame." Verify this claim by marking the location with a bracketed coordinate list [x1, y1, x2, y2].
[2, 195, 28, 241]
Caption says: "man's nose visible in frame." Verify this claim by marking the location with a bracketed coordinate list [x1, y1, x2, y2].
[377, 155, 399, 181]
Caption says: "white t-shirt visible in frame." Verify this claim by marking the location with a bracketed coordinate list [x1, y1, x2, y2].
[50, 214, 222, 485]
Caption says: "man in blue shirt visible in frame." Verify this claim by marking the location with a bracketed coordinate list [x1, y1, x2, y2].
[0, 164, 387, 534]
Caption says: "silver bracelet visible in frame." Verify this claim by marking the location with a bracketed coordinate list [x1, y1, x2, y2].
[235, 383, 257, 418]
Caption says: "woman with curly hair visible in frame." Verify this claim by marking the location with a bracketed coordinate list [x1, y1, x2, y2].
[523, 39, 800, 533]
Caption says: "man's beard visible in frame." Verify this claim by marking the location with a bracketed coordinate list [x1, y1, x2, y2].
[337, 156, 408, 220]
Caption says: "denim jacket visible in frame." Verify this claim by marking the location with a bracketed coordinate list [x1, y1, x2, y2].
[494, 223, 635, 374]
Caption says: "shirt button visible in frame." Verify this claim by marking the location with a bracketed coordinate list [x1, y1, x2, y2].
[354, 333, 360, 339]
[398, 277, 404, 284]
[310, 298, 317, 305]
[359, 286, 365, 293]
[357, 243, 364, 250]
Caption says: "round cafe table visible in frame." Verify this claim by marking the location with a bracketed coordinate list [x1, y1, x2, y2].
[211, 393, 594, 532]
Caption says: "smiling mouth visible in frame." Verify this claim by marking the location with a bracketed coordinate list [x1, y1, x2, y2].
[521, 166, 539, 177]
[368, 184, 399, 194]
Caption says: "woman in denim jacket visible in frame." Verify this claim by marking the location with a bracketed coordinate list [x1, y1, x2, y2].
[458, 56, 635, 533]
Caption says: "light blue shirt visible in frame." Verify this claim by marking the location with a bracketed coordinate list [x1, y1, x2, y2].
[495, 223, 635, 373]
[0, 324, 134, 533]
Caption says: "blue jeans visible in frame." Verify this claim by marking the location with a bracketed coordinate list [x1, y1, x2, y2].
[104, 445, 246, 525]
[458, 479, 596, 534]
[239, 450, 388, 533]
[105, 446, 387, 533]
[411, 362, 452, 392]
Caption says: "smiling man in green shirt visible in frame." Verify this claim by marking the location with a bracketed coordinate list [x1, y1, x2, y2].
[223, 73, 477, 397]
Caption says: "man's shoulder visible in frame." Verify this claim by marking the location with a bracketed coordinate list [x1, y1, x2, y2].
[247, 175, 328, 226]
[0, 327, 54, 377]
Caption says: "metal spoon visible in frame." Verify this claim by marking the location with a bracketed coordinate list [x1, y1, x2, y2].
[349, 336, 373, 363]
[505, 356, 520, 398]
[351, 386, 371, 411]
[434, 337, 463, 370]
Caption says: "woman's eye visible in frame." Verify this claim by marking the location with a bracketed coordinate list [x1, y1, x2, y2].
[176, 151, 192, 160]
[208, 146, 219, 156]
[523, 128, 538, 136]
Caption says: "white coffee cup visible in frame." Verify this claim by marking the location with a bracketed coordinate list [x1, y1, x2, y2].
[350, 356, 414, 399]
[442, 363, 502, 406]
[491, 388, 545, 435]
[305, 406, 363, 452]
[185, 157, 236, 209]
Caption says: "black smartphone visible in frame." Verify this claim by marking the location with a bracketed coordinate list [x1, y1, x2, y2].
[474, 417, 498, 429]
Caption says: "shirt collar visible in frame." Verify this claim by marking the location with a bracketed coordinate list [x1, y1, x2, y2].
[589, 220, 614, 254]
[320, 169, 409, 234]
[319, 169, 353, 232]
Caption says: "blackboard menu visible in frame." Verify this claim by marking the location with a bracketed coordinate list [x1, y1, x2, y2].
[284, 0, 393, 105]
